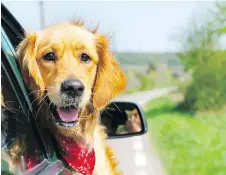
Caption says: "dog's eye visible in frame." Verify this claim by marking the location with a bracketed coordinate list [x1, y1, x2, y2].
[43, 52, 56, 61]
[80, 53, 91, 63]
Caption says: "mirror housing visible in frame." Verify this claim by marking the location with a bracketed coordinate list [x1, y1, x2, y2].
[100, 101, 148, 139]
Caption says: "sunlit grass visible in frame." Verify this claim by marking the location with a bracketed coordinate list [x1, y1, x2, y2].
[144, 95, 226, 175]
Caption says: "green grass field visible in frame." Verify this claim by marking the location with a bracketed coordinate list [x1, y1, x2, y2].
[144, 95, 226, 175]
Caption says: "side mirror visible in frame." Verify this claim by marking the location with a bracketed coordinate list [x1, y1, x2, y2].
[100, 101, 148, 139]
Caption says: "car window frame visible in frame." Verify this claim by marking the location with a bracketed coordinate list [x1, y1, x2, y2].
[1, 27, 48, 159]
[1, 3, 52, 159]
[1, 3, 63, 164]
[1, 27, 71, 175]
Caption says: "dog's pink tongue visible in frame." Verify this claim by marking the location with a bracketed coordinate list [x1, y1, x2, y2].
[57, 108, 78, 122]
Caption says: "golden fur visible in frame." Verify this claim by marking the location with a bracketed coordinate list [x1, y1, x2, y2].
[2, 21, 126, 174]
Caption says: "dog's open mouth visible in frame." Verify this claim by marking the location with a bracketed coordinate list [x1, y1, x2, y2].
[46, 94, 81, 128]
[55, 105, 79, 128]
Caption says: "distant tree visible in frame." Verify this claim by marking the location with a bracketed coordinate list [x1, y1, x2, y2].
[177, 2, 226, 111]
[209, 1, 226, 35]
[146, 61, 156, 74]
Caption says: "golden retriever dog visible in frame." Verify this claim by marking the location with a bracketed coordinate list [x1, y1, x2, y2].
[2, 21, 126, 175]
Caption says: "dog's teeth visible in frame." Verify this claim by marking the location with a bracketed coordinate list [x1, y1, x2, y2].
[56, 121, 78, 127]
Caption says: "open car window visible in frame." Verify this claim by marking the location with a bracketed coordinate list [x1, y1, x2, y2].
[1, 49, 45, 173]
[1, 7, 70, 173]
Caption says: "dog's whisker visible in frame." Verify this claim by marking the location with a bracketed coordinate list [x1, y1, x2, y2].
[35, 98, 48, 120]
[47, 100, 52, 111]
[111, 102, 121, 113]
[27, 89, 42, 96]
[28, 95, 44, 110]
[32, 93, 49, 120]
[47, 100, 55, 122]
[101, 108, 114, 119]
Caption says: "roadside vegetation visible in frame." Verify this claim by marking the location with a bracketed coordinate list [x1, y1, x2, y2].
[176, 2, 226, 111]
[143, 2, 226, 175]
[144, 95, 226, 175]
[123, 62, 185, 94]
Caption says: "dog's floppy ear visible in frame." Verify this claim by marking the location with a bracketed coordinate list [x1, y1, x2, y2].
[17, 33, 45, 94]
[93, 35, 126, 110]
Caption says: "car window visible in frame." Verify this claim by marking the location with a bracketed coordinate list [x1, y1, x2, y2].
[1, 27, 62, 174]
[1, 51, 45, 174]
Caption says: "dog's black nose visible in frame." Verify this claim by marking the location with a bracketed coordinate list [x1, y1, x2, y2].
[61, 79, 85, 97]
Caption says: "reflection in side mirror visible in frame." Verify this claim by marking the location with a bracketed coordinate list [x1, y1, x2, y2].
[100, 101, 148, 139]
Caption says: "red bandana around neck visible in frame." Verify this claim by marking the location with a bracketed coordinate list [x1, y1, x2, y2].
[56, 135, 96, 175]
[24, 136, 95, 175]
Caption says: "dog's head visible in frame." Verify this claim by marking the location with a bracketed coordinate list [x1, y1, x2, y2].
[17, 22, 126, 142]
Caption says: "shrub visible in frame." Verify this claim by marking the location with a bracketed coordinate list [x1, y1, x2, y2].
[181, 54, 226, 111]
[177, 2, 226, 111]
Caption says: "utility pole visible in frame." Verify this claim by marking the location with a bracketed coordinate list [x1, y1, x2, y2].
[39, 1, 45, 29]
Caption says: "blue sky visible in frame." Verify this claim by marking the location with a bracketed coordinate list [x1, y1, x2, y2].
[3, 1, 213, 52]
